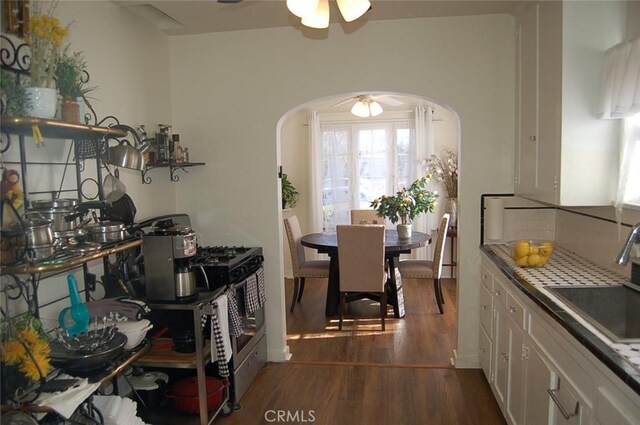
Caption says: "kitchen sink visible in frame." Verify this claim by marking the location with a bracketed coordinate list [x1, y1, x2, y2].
[547, 284, 640, 343]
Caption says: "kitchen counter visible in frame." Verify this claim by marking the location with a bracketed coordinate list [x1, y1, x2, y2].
[480, 244, 640, 395]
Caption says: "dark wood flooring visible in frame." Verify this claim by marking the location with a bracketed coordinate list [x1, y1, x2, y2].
[217, 277, 506, 425]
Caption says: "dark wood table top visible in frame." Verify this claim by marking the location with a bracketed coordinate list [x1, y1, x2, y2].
[301, 229, 431, 254]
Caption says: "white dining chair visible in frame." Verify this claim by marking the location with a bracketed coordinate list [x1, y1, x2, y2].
[350, 209, 382, 225]
[397, 213, 450, 314]
[337, 224, 387, 330]
[284, 215, 330, 312]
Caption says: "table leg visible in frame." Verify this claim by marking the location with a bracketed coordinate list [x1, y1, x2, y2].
[386, 256, 405, 318]
[325, 253, 340, 316]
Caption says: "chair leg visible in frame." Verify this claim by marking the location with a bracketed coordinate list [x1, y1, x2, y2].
[433, 278, 444, 314]
[380, 291, 387, 331]
[297, 277, 306, 302]
[290, 277, 300, 312]
[339, 292, 346, 330]
[438, 279, 445, 305]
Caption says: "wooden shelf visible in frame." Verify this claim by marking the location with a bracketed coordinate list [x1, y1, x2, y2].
[0, 117, 127, 140]
[134, 338, 212, 369]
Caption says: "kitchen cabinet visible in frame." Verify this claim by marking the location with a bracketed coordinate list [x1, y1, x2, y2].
[480, 251, 640, 425]
[514, 1, 623, 206]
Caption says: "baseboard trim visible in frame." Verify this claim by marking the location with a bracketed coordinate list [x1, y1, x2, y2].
[452, 349, 481, 369]
[286, 360, 454, 369]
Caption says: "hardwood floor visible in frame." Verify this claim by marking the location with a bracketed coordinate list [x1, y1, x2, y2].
[218, 277, 505, 425]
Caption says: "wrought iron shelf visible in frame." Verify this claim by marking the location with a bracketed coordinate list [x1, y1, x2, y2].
[0, 116, 127, 140]
[141, 162, 206, 184]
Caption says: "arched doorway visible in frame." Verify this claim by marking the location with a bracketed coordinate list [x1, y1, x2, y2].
[277, 91, 461, 363]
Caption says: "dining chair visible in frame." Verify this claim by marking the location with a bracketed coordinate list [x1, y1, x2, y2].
[350, 209, 382, 225]
[397, 213, 450, 314]
[336, 224, 387, 330]
[284, 215, 330, 312]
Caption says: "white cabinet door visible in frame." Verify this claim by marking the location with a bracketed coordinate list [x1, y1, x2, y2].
[494, 303, 509, 410]
[507, 326, 527, 425]
[524, 343, 554, 425]
[479, 325, 493, 382]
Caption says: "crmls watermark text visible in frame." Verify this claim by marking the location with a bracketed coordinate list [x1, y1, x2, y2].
[264, 410, 316, 423]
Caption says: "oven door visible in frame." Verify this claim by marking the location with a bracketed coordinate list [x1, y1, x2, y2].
[231, 266, 266, 359]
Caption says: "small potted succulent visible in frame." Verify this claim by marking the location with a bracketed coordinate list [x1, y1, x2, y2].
[371, 176, 439, 239]
[281, 173, 299, 210]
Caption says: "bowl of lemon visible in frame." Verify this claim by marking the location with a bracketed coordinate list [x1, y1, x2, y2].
[509, 240, 555, 268]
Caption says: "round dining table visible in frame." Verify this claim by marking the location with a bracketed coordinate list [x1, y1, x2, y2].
[301, 230, 431, 317]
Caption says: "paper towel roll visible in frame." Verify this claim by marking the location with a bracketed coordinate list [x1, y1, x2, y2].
[486, 197, 504, 241]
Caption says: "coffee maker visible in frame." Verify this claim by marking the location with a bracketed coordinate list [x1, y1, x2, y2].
[142, 220, 198, 302]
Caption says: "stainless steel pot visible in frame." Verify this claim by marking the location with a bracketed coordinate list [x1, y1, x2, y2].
[26, 243, 56, 263]
[85, 221, 126, 243]
[17, 213, 54, 248]
[31, 199, 80, 232]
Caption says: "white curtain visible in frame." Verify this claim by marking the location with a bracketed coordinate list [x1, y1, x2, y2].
[309, 111, 324, 234]
[598, 37, 640, 223]
[414, 106, 433, 260]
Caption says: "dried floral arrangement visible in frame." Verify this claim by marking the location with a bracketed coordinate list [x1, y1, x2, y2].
[422, 149, 458, 198]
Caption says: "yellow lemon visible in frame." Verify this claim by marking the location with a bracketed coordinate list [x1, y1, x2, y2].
[527, 254, 541, 267]
[537, 255, 549, 266]
[540, 241, 554, 256]
[516, 255, 529, 267]
[529, 245, 540, 255]
[514, 240, 530, 259]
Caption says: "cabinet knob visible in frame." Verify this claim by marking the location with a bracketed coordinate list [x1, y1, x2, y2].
[481, 305, 487, 310]
[480, 348, 486, 353]
[495, 291, 502, 296]
[529, 135, 537, 141]
[509, 306, 517, 313]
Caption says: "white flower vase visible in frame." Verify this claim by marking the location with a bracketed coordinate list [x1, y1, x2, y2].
[446, 198, 458, 228]
[397, 224, 412, 239]
[25, 87, 57, 119]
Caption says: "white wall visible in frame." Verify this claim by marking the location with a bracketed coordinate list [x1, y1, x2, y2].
[168, 15, 516, 364]
[1, 1, 174, 328]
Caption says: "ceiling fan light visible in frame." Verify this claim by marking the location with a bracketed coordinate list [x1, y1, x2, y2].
[287, 0, 320, 18]
[351, 100, 371, 118]
[369, 100, 383, 117]
[336, 0, 371, 22]
[301, 0, 329, 28]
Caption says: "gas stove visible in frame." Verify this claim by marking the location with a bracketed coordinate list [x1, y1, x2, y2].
[190, 246, 264, 289]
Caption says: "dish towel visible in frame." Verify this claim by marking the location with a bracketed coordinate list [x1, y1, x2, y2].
[227, 289, 243, 338]
[210, 295, 232, 370]
[257, 267, 266, 307]
[245, 273, 259, 314]
[211, 309, 230, 378]
[34, 377, 101, 419]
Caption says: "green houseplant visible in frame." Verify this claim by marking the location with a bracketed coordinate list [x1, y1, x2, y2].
[370, 176, 439, 238]
[54, 47, 94, 123]
[0, 71, 31, 116]
[281, 173, 299, 209]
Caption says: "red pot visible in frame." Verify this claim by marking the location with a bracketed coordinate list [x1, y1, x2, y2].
[165, 376, 228, 414]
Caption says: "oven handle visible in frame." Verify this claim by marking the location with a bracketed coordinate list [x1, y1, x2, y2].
[195, 265, 210, 291]
[230, 264, 263, 290]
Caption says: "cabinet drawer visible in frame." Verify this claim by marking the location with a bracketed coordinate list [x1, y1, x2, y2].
[481, 265, 494, 291]
[493, 280, 508, 310]
[480, 283, 493, 337]
[479, 325, 492, 382]
[550, 375, 592, 425]
[233, 334, 267, 402]
[506, 292, 526, 330]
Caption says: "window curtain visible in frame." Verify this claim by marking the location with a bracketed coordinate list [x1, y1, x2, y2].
[413, 106, 433, 260]
[309, 111, 324, 234]
[598, 37, 640, 224]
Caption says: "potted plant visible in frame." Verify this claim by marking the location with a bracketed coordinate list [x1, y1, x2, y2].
[281, 173, 299, 209]
[23, 2, 70, 118]
[0, 71, 31, 116]
[55, 46, 95, 123]
[370, 176, 439, 239]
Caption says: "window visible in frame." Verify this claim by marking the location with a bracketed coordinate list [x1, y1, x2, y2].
[320, 120, 416, 230]
[619, 113, 640, 207]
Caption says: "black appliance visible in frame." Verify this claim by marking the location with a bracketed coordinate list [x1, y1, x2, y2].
[190, 245, 266, 405]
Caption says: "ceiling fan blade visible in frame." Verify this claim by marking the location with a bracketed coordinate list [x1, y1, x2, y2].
[218, 0, 243, 3]
[374, 95, 403, 106]
[330, 97, 356, 108]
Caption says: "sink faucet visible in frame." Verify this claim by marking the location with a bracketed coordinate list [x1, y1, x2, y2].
[615, 221, 640, 265]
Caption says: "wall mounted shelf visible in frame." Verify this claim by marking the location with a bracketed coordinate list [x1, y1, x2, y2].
[141, 161, 205, 184]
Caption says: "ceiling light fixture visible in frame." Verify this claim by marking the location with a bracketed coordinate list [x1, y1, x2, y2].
[351, 97, 383, 118]
[287, 0, 371, 29]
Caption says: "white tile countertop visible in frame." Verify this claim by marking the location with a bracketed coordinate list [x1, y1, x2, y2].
[483, 244, 640, 389]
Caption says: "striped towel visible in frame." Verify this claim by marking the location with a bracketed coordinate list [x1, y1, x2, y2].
[227, 289, 243, 338]
[245, 274, 259, 314]
[211, 309, 229, 378]
[257, 267, 266, 307]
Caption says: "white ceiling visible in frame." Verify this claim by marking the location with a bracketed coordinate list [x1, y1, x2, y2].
[117, 0, 520, 36]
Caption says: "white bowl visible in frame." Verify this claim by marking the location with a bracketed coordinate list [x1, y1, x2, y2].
[116, 319, 153, 349]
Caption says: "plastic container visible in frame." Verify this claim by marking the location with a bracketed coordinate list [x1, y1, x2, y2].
[509, 240, 555, 268]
